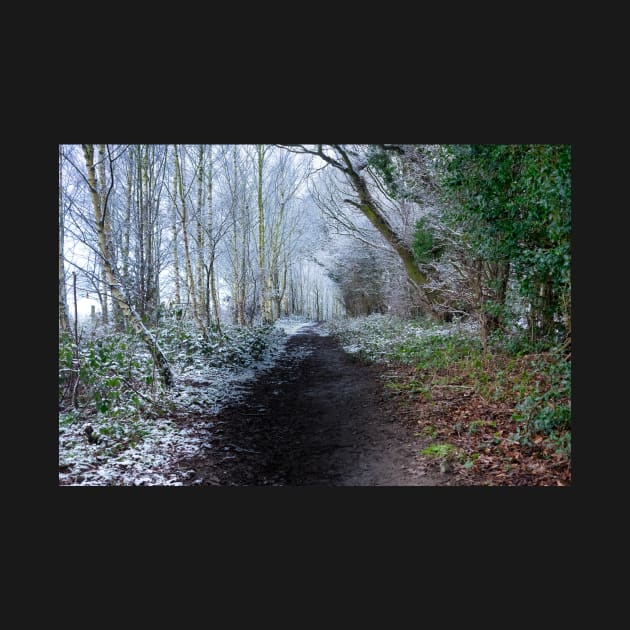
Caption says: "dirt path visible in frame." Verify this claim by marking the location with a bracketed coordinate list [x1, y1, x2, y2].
[178, 324, 446, 486]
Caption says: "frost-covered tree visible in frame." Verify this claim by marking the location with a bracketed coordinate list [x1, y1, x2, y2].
[59, 147, 70, 333]
[81, 144, 173, 386]
[277, 145, 430, 298]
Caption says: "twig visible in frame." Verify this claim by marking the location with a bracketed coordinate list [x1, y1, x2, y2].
[225, 443, 260, 454]
[122, 376, 156, 406]
[548, 460, 570, 469]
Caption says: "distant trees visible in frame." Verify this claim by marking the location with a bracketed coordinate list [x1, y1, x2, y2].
[59, 143, 571, 377]
[330, 243, 387, 317]
[120, 144, 168, 327]
[279, 145, 430, 300]
[172, 144, 208, 338]
[60, 144, 340, 383]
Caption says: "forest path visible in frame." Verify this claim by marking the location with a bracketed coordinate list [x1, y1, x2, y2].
[178, 323, 446, 486]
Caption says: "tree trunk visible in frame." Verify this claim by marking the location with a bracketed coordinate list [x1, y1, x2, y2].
[473, 258, 488, 353]
[256, 145, 272, 324]
[238, 168, 248, 326]
[171, 155, 181, 307]
[229, 146, 244, 325]
[82, 144, 173, 387]
[117, 156, 133, 331]
[59, 149, 70, 333]
[196, 145, 206, 320]
[336, 147, 428, 291]
[206, 145, 221, 331]
[269, 168, 286, 322]
[174, 144, 207, 339]
[97, 145, 110, 326]
[282, 145, 430, 298]
[143, 145, 157, 323]
[485, 260, 510, 333]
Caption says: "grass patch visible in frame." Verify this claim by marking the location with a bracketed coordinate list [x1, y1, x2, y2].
[421, 443, 459, 460]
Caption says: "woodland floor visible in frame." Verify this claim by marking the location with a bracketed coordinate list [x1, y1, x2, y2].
[173, 323, 450, 486]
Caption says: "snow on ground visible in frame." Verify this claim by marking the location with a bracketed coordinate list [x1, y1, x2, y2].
[59, 316, 319, 486]
[60, 314, 476, 485]
[325, 314, 478, 362]
[274, 316, 320, 337]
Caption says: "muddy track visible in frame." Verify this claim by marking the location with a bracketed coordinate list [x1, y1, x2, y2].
[179, 324, 446, 486]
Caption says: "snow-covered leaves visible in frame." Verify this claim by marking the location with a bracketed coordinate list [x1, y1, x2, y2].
[325, 314, 477, 363]
[59, 316, 316, 486]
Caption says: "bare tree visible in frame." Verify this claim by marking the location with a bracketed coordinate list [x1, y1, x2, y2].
[255, 144, 272, 323]
[172, 144, 208, 338]
[59, 147, 71, 333]
[201, 144, 231, 331]
[277, 145, 429, 294]
[81, 144, 173, 387]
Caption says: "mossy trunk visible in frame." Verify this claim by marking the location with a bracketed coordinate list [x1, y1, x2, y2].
[333, 146, 436, 318]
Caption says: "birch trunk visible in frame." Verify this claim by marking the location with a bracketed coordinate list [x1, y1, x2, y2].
[117, 155, 133, 330]
[196, 145, 206, 320]
[171, 156, 181, 307]
[59, 148, 70, 332]
[174, 144, 207, 338]
[143, 145, 156, 322]
[239, 190, 248, 326]
[82, 144, 173, 387]
[229, 145, 247, 325]
[206, 145, 222, 331]
[256, 145, 272, 323]
[97, 145, 110, 325]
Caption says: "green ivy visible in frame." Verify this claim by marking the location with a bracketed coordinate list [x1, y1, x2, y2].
[440, 144, 571, 345]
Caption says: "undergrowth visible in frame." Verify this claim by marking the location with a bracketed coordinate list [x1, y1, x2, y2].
[59, 316, 286, 432]
[327, 315, 571, 483]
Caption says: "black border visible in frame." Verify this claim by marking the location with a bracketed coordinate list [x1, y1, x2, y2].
[48, 94, 581, 558]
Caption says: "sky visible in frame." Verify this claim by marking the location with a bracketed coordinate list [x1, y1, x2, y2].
[71, 296, 102, 319]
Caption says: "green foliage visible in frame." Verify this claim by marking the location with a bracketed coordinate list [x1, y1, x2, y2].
[328, 315, 570, 480]
[488, 328, 552, 356]
[58, 332, 77, 399]
[58, 332, 75, 369]
[72, 333, 154, 419]
[155, 317, 279, 371]
[512, 348, 571, 444]
[468, 419, 497, 434]
[440, 144, 571, 344]
[329, 314, 571, 453]
[367, 146, 400, 197]
[386, 379, 432, 400]
[59, 313, 286, 426]
[547, 430, 571, 458]
[391, 330, 483, 370]
[411, 218, 442, 264]
[416, 425, 438, 439]
[421, 443, 459, 459]
[327, 314, 481, 368]
[59, 410, 80, 426]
